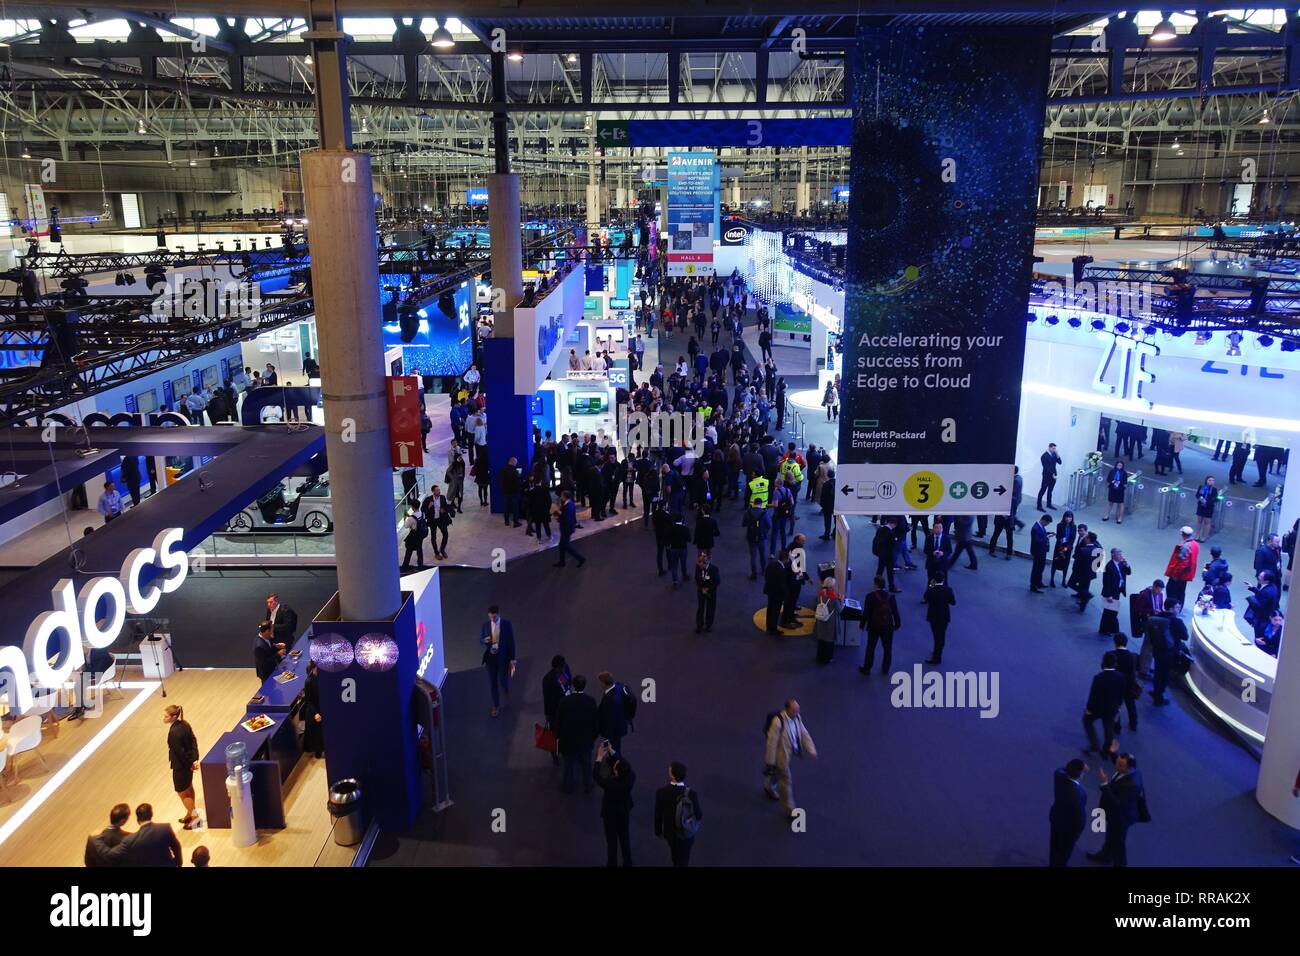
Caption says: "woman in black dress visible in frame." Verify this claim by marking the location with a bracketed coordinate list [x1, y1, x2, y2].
[301, 662, 324, 758]
[1102, 460, 1129, 524]
[163, 704, 200, 829]
[1049, 510, 1077, 588]
[1066, 523, 1091, 593]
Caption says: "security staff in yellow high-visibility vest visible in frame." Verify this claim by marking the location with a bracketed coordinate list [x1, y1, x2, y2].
[748, 474, 770, 508]
[779, 457, 804, 500]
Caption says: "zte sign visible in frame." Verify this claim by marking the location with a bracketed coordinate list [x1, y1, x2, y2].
[0, 528, 189, 711]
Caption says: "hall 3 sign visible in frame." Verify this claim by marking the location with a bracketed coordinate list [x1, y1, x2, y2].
[0, 528, 189, 711]
[1092, 335, 1158, 404]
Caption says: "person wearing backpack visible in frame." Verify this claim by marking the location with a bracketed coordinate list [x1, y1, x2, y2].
[763, 699, 817, 817]
[596, 671, 632, 751]
[654, 761, 703, 868]
[400, 507, 426, 572]
[742, 495, 771, 580]
[859, 575, 901, 675]
[813, 577, 842, 664]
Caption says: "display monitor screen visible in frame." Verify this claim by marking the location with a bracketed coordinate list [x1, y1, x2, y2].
[567, 392, 608, 416]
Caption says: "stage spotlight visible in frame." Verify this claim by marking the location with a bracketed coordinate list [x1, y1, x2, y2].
[1144, 325, 1157, 335]
[1168, 328, 1186, 337]
[1257, 335, 1274, 348]
[1026, 312, 1037, 323]
[397, 304, 420, 342]
[1194, 332, 1211, 345]
[1280, 340, 1297, 352]
[1090, 319, 1106, 331]
[1226, 331, 1243, 356]
[1114, 322, 1130, 334]
[1067, 317, 1082, 328]
[1150, 17, 1177, 42]
[1044, 314, 1059, 326]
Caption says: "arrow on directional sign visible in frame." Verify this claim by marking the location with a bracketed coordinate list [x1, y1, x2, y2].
[994, 485, 1007, 495]
[841, 484, 853, 496]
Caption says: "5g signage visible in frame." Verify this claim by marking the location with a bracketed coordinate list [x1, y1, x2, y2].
[0, 528, 189, 711]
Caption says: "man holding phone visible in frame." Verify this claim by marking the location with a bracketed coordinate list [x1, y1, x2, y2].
[479, 606, 517, 718]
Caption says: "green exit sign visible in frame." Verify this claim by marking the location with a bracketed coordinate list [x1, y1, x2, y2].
[596, 121, 629, 147]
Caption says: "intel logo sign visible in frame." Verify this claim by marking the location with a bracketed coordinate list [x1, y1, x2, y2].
[724, 227, 747, 243]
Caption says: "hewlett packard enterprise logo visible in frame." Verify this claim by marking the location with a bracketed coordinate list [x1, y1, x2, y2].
[50, 887, 152, 936]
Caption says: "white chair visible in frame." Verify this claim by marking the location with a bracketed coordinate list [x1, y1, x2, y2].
[0, 747, 8, 799]
[7, 715, 47, 777]
[87, 661, 123, 703]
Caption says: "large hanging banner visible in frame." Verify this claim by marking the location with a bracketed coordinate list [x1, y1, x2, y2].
[836, 26, 1050, 515]
[666, 150, 716, 277]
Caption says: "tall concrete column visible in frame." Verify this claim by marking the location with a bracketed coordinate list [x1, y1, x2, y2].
[300, 0, 418, 831]
[301, 151, 400, 622]
[484, 53, 533, 512]
[1258, 632, 1300, 827]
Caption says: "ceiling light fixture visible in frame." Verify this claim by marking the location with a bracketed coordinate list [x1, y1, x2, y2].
[1150, 15, 1177, 42]
[137, 119, 146, 134]
[304, 53, 313, 66]
[20, 146, 31, 159]
[1260, 109, 1271, 125]
[507, 50, 524, 62]
[431, 20, 455, 48]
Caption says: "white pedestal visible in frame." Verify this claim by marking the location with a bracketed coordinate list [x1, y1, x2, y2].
[226, 771, 257, 848]
[140, 635, 175, 679]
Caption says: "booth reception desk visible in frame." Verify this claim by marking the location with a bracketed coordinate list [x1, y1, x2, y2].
[1187, 607, 1275, 745]
[200, 634, 311, 829]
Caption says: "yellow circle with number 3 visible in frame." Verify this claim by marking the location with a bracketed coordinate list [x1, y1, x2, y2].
[903, 470, 944, 510]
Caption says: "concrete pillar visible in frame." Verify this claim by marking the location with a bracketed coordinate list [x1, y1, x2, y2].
[1258, 628, 1300, 827]
[729, 178, 741, 208]
[300, 150, 401, 621]
[486, 171, 533, 510]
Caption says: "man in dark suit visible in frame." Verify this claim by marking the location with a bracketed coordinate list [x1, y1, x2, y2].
[1049, 759, 1088, 866]
[1132, 580, 1167, 677]
[541, 655, 570, 767]
[596, 671, 629, 751]
[100, 803, 182, 867]
[763, 553, 786, 635]
[84, 803, 131, 867]
[593, 740, 636, 867]
[1029, 515, 1052, 593]
[554, 674, 598, 794]
[1255, 533, 1283, 582]
[693, 552, 721, 633]
[654, 760, 703, 868]
[253, 622, 284, 682]
[780, 533, 809, 628]
[478, 606, 517, 718]
[1087, 752, 1147, 866]
[1112, 633, 1139, 732]
[1099, 548, 1131, 636]
[1037, 442, 1062, 510]
[924, 521, 950, 584]
[1083, 651, 1128, 762]
[265, 592, 297, 646]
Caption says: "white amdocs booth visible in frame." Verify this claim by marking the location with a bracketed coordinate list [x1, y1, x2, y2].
[1018, 302, 1300, 828]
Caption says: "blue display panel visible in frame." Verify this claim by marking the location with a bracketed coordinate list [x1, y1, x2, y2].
[382, 282, 474, 377]
[837, 25, 1050, 510]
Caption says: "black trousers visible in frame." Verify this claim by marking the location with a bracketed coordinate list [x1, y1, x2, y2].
[989, 517, 1013, 556]
[949, 539, 978, 569]
[929, 621, 948, 661]
[603, 814, 632, 867]
[823, 510, 834, 539]
[1152, 652, 1172, 700]
[910, 515, 929, 548]
[1095, 826, 1129, 867]
[695, 591, 717, 630]
[668, 837, 693, 868]
[1165, 578, 1188, 609]
[875, 555, 896, 590]
[1030, 554, 1047, 589]
[1083, 711, 1118, 760]
[1049, 825, 1083, 867]
[401, 543, 425, 570]
[1037, 475, 1056, 509]
[765, 596, 783, 632]
[561, 747, 592, 793]
[863, 628, 894, 672]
